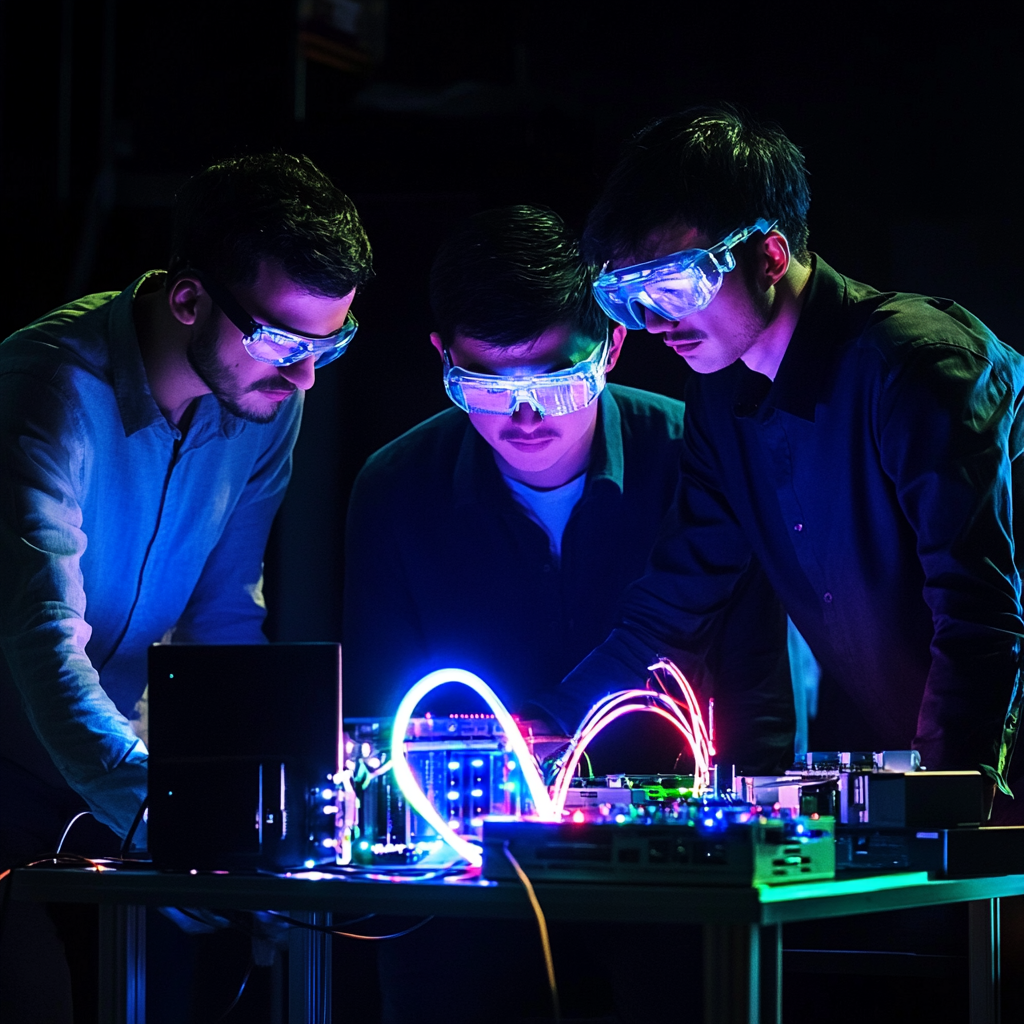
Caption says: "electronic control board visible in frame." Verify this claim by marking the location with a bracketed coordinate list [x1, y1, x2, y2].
[483, 807, 835, 885]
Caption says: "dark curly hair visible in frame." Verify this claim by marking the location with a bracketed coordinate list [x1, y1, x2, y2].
[168, 152, 373, 297]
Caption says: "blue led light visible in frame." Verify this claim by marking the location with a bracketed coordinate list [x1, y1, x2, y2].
[304, 859, 315, 869]
[447, 790, 460, 801]
[507, 761, 516, 770]
[447, 761, 460, 771]
[470, 788, 483, 798]
[471, 758, 484, 768]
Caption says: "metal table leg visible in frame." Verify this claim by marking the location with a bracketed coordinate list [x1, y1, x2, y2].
[704, 922, 761, 1024]
[98, 903, 146, 1024]
[969, 898, 1001, 1024]
[288, 910, 332, 1024]
[759, 924, 781, 1024]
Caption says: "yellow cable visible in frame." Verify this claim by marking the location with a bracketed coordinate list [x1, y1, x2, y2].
[503, 844, 560, 1022]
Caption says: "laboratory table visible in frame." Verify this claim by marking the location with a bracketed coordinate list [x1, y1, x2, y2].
[9, 864, 1022, 1024]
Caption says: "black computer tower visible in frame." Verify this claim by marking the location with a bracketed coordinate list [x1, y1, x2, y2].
[147, 643, 341, 871]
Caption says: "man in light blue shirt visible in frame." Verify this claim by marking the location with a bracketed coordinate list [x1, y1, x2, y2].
[0, 153, 371, 1020]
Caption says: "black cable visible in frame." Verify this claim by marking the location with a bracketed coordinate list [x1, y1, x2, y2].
[264, 910, 435, 940]
[174, 913, 378, 937]
[120, 798, 148, 858]
[215, 958, 254, 1021]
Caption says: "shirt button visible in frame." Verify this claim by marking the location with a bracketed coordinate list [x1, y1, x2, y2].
[823, 592, 833, 604]
[793, 523, 803, 532]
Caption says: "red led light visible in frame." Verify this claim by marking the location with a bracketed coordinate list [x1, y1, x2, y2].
[571, 810, 585, 824]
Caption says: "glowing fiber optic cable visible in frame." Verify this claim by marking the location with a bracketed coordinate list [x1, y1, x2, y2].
[548, 660, 713, 814]
[390, 668, 557, 866]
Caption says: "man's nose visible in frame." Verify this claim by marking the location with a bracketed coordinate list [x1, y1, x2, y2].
[279, 356, 316, 391]
[643, 304, 679, 334]
[511, 402, 543, 425]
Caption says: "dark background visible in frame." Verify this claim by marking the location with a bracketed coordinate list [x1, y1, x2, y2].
[1, 0, 1020, 644]
[1, 6, 1021, 1021]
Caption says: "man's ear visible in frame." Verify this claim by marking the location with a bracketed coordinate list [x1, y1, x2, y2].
[429, 331, 447, 363]
[604, 324, 627, 374]
[167, 276, 205, 327]
[759, 231, 791, 290]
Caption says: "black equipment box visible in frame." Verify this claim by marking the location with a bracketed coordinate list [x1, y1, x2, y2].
[837, 826, 1024, 878]
[841, 770, 982, 829]
[148, 643, 341, 871]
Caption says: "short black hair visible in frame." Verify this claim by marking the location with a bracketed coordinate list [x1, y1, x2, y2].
[168, 153, 373, 297]
[430, 205, 607, 348]
[583, 105, 811, 268]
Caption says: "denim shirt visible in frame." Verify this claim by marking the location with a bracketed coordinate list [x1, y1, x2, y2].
[0, 274, 302, 837]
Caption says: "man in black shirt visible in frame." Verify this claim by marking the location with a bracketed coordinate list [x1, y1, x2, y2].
[539, 106, 1023, 812]
[343, 205, 792, 1023]
[343, 204, 793, 773]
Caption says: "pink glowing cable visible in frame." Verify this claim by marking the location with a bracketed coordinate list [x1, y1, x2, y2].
[548, 659, 713, 813]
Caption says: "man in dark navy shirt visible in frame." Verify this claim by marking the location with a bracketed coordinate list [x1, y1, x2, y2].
[343, 204, 793, 773]
[540, 106, 1023, 811]
[343, 205, 793, 1023]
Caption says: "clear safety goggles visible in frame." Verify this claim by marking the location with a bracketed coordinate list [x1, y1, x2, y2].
[592, 218, 777, 330]
[443, 332, 610, 417]
[193, 270, 358, 368]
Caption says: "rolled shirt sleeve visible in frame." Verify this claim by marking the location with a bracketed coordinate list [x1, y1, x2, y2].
[0, 371, 148, 838]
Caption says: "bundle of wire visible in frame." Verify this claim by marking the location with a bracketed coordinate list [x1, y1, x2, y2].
[548, 658, 713, 814]
[389, 659, 713, 866]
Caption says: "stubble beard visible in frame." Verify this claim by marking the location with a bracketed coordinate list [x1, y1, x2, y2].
[186, 317, 286, 424]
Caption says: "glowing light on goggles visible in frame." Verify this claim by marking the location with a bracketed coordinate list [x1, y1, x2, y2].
[193, 269, 358, 368]
[592, 219, 777, 330]
[443, 334, 610, 417]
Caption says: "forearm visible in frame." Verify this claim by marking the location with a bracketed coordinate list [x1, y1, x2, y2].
[2, 624, 148, 838]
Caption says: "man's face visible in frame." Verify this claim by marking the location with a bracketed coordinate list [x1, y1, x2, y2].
[432, 324, 623, 484]
[188, 261, 355, 423]
[630, 224, 770, 375]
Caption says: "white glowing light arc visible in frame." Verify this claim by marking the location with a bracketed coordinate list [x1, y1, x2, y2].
[390, 667, 558, 866]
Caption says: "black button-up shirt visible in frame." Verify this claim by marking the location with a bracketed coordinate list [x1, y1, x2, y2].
[542, 258, 1024, 774]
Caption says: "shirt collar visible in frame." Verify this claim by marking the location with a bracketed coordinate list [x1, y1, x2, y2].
[760, 255, 851, 422]
[109, 272, 167, 437]
[452, 387, 625, 507]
